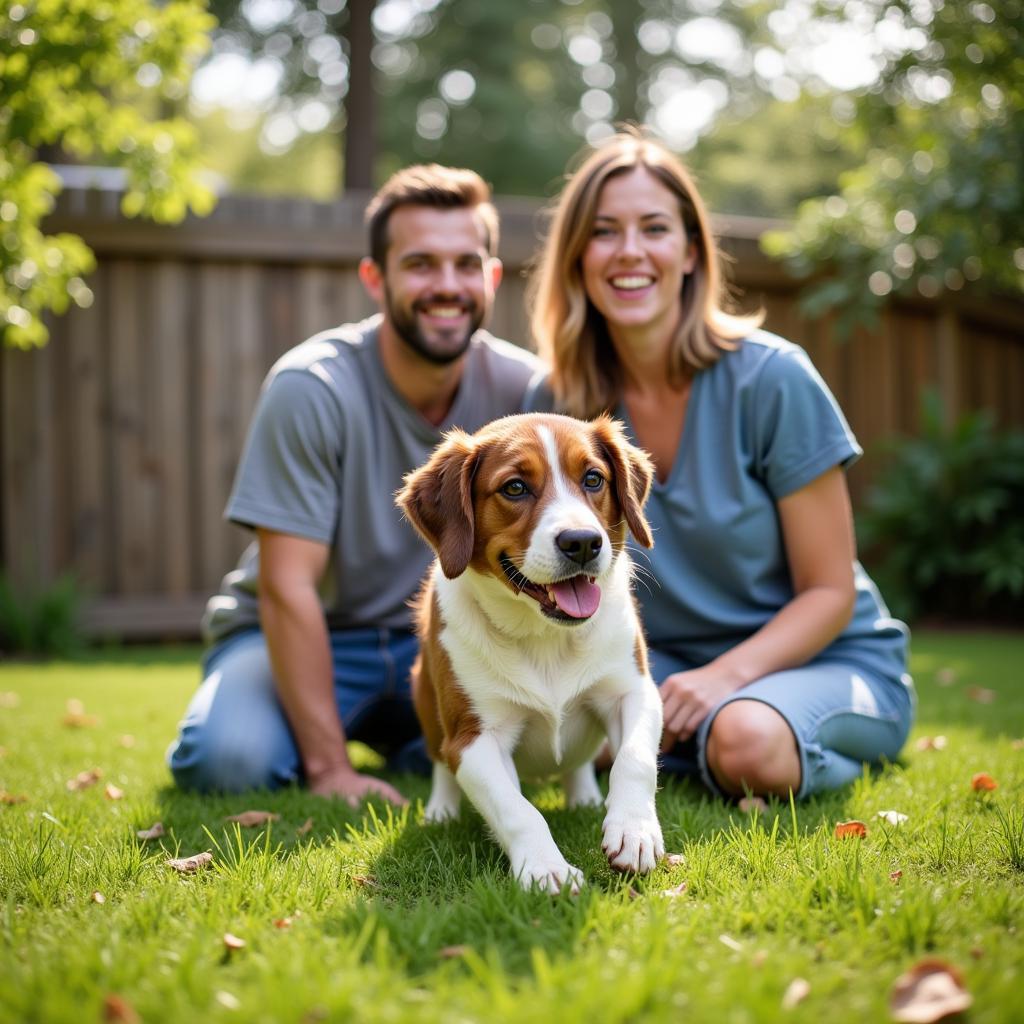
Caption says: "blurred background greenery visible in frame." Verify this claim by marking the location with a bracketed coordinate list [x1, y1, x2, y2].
[3, 0, 1022, 345]
[1, 0, 1022, 644]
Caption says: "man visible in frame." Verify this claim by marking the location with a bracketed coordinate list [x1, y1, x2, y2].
[167, 165, 540, 804]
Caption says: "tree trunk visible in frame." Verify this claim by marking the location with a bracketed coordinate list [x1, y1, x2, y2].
[343, 0, 376, 192]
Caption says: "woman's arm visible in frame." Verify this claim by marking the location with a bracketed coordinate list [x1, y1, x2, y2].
[660, 467, 857, 747]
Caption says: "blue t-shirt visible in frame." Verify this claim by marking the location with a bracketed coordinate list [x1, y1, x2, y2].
[525, 330, 910, 688]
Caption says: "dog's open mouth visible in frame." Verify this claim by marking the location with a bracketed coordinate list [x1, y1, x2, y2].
[499, 554, 601, 622]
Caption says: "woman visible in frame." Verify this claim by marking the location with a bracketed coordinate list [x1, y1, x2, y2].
[526, 131, 913, 800]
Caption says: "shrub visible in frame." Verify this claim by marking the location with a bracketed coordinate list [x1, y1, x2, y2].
[0, 573, 85, 657]
[857, 392, 1024, 623]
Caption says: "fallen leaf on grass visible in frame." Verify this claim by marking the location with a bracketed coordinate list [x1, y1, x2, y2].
[719, 934, 743, 952]
[136, 822, 165, 841]
[0, 692, 19, 708]
[889, 960, 972, 1023]
[351, 875, 378, 889]
[166, 851, 213, 873]
[119, 735, 136, 748]
[104, 784, 124, 801]
[751, 950, 768, 968]
[738, 796, 767, 814]
[660, 881, 688, 898]
[663, 852, 685, 867]
[91, 891, 106, 904]
[1011, 738, 1024, 751]
[966, 686, 996, 704]
[215, 991, 240, 1011]
[103, 994, 140, 1023]
[890, 870, 904, 883]
[834, 820, 868, 839]
[66, 768, 103, 791]
[877, 810, 909, 826]
[971, 772, 998, 792]
[935, 668, 957, 687]
[439, 945, 469, 959]
[297, 816, 314, 836]
[62, 712, 98, 728]
[224, 810, 280, 827]
[274, 917, 293, 929]
[781, 978, 810, 1010]
[915, 736, 947, 751]
[0, 746, 7, 757]
[1, 791, 27, 805]
[223, 933, 246, 951]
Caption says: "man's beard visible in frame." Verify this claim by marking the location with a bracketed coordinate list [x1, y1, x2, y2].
[384, 286, 484, 366]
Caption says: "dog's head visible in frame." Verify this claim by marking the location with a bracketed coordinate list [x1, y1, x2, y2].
[397, 412, 653, 625]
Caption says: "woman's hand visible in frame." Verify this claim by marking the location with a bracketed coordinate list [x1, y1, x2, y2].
[659, 664, 745, 751]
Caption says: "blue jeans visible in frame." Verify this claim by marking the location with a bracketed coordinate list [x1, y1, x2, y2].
[167, 627, 429, 793]
[650, 647, 916, 799]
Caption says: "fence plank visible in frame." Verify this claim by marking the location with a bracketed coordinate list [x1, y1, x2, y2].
[2, 192, 1020, 639]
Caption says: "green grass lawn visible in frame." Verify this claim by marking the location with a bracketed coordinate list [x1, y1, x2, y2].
[1, 631, 1021, 1023]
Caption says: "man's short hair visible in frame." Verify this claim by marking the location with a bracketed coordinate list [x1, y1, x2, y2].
[365, 164, 500, 266]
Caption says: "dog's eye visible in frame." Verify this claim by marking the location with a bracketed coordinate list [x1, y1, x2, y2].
[501, 479, 529, 498]
[582, 470, 604, 491]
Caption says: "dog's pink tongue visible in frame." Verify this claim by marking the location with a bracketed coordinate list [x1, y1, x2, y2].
[550, 577, 601, 619]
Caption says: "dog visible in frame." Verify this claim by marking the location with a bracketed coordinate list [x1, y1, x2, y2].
[396, 412, 664, 892]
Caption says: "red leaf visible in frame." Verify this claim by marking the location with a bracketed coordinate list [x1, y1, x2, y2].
[889, 960, 972, 1023]
[439, 945, 469, 959]
[834, 820, 868, 839]
[890, 870, 904, 883]
[102, 994, 140, 1023]
[971, 772, 998, 792]
[1, 791, 27, 805]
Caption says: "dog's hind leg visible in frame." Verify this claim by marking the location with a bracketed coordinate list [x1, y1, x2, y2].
[424, 761, 462, 822]
[563, 762, 603, 809]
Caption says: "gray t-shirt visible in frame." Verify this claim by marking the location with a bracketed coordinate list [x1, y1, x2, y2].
[203, 315, 541, 643]
[526, 330, 909, 687]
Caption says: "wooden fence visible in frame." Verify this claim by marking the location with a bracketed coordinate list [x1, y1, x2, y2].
[2, 188, 1022, 639]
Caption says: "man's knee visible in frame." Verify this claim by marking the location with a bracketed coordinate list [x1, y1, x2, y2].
[168, 730, 284, 794]
[705, 700, 800, 797]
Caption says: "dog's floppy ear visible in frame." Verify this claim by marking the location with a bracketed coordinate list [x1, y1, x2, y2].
[397, 429, 479, 578]
[592, 414, 654, 548]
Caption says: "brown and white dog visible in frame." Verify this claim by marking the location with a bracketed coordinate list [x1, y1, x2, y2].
[397, 412, 664, 892]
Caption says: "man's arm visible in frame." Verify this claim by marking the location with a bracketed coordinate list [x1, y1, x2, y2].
[256, 527, 406, 806]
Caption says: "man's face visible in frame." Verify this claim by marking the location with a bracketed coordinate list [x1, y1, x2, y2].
[375, 206, 499, 365]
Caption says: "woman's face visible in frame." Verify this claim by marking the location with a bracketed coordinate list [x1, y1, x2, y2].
[581, 166, 697, 340]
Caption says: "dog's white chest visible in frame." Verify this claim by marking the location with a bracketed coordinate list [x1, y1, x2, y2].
[512, 700, 606, 778]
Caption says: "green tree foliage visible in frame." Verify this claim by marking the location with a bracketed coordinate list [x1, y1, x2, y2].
[763, 0, 1024, 330]
[202, 0, 768, 198]
[0, 0, 217, 347]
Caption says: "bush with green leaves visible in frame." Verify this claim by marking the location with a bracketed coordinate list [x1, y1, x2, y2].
[0, 571, 84, 657]
[857, 393, 1024, 623]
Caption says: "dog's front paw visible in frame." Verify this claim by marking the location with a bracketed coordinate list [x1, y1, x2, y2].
[512, 852, 585, 895]
[602, 806, 664, 874]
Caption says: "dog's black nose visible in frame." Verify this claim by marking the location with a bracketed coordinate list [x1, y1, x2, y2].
[556, 529, 602, 567]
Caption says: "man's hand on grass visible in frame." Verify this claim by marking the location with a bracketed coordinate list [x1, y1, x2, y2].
[307, 764, 407, 807]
